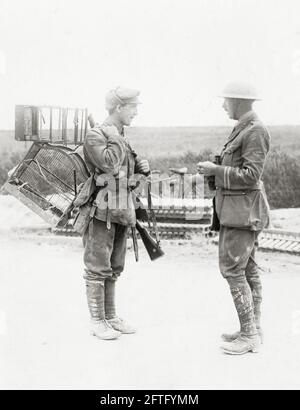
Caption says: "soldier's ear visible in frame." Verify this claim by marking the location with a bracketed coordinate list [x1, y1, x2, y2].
[115, 104, 124, 113]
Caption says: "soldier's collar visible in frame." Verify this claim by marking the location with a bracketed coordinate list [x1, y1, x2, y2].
[224, 111, 258, 147]
[236, 110, 258, 128]
[228, 111, 258, 138]
[103, 116, 125, 136]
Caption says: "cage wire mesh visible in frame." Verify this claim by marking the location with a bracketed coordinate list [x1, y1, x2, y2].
[4, 142, 90, 227]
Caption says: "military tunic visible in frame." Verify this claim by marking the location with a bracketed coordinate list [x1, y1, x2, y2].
[214, 110, 270, 278]
[82, 119, 138, 283]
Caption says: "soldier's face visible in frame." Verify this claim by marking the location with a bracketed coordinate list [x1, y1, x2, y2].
[117, 104, 138, 126]
[223, 98, 239, 120]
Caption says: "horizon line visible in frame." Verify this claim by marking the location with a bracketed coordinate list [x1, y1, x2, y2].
[1, 124, 300, 132]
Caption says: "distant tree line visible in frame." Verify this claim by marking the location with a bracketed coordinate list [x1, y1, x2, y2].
[1, 147, 300, 209]
[148, 148, 300, 209]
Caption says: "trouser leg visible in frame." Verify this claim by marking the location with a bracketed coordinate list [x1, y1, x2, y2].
[219, 226, 258, 336]
[83, 219, 116, 282]
[81, 219, 128, 340]
[83, 219, 115, 323]
[83, 220, 128, 320]
[104, 225, 128, 319]
[110, 224, 128, 280]
[106, 225, 136, 334]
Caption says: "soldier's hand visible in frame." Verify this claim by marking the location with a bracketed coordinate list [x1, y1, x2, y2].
[197, 161, 217, 176]
[101, 125, 120, 138]
[136, 159, 150, 175]
[115, 170, 127, 179]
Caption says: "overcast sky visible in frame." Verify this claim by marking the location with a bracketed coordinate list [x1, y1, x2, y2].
[1, 0, 300, 128]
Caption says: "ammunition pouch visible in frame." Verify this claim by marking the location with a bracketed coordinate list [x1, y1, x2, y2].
[73, 174, 96, 208]
[72, 174, 98, 235]
[72, 202, 96, 236]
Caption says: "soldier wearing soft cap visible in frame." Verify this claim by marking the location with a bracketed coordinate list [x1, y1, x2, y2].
[197, 82, 270, 355]
[77, 86, 149, 341]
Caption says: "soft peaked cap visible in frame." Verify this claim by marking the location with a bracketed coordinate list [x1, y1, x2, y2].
[105, 87, 141, 111]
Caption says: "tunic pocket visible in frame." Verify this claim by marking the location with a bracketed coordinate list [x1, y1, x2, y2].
[222, 144, 242, 167]
[219, 190, 264, 230]
[221, 149, 233, 166]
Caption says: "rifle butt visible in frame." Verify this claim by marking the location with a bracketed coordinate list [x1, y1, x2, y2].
[136, 221, 164, 261]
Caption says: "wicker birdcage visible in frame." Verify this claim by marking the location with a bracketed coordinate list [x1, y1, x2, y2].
[3, 142, 90, 227]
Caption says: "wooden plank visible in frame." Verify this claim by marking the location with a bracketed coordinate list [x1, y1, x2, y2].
[279, 241, 296, 251]
[284, 243, 300, 252]
[263, 229, 300, 239]
[259, 238, 277, 247]
[270, 239, 289, 249]
[274, 240, 290, 250]
[289, 243, 300, 253]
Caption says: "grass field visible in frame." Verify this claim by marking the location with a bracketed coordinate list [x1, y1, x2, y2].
[1, 125, 300, 157]
[129, 125, 300, 158]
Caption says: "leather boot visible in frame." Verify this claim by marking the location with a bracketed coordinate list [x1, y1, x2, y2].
[85, 280, 121, 340]
[108, 317, 137, 334]
[221, 328, 263, 344]
[90, 319, 121, 340]
[221, 278, 260, 355]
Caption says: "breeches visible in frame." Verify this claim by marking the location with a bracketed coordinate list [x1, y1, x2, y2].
[83, 218, 128, 283]
[219, 226, 261, 282]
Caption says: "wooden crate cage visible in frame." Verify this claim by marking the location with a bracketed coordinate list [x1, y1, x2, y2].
[15, 105, 88, 145]
[3, 142, 90, 227]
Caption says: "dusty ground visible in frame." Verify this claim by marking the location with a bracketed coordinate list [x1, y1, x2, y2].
[270, 208, 300, 232]
[1, 195, 300, 390]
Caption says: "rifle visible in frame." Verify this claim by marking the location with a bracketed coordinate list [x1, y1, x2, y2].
[135, 220, 164, 261]
[132, 185, 164, 262]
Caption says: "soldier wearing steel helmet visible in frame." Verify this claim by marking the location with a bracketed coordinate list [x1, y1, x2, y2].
[197, 82, 271, 355]
[77, 86, 150, 341]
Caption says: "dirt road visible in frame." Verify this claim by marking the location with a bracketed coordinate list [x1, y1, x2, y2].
[1, 196, 300, 390]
